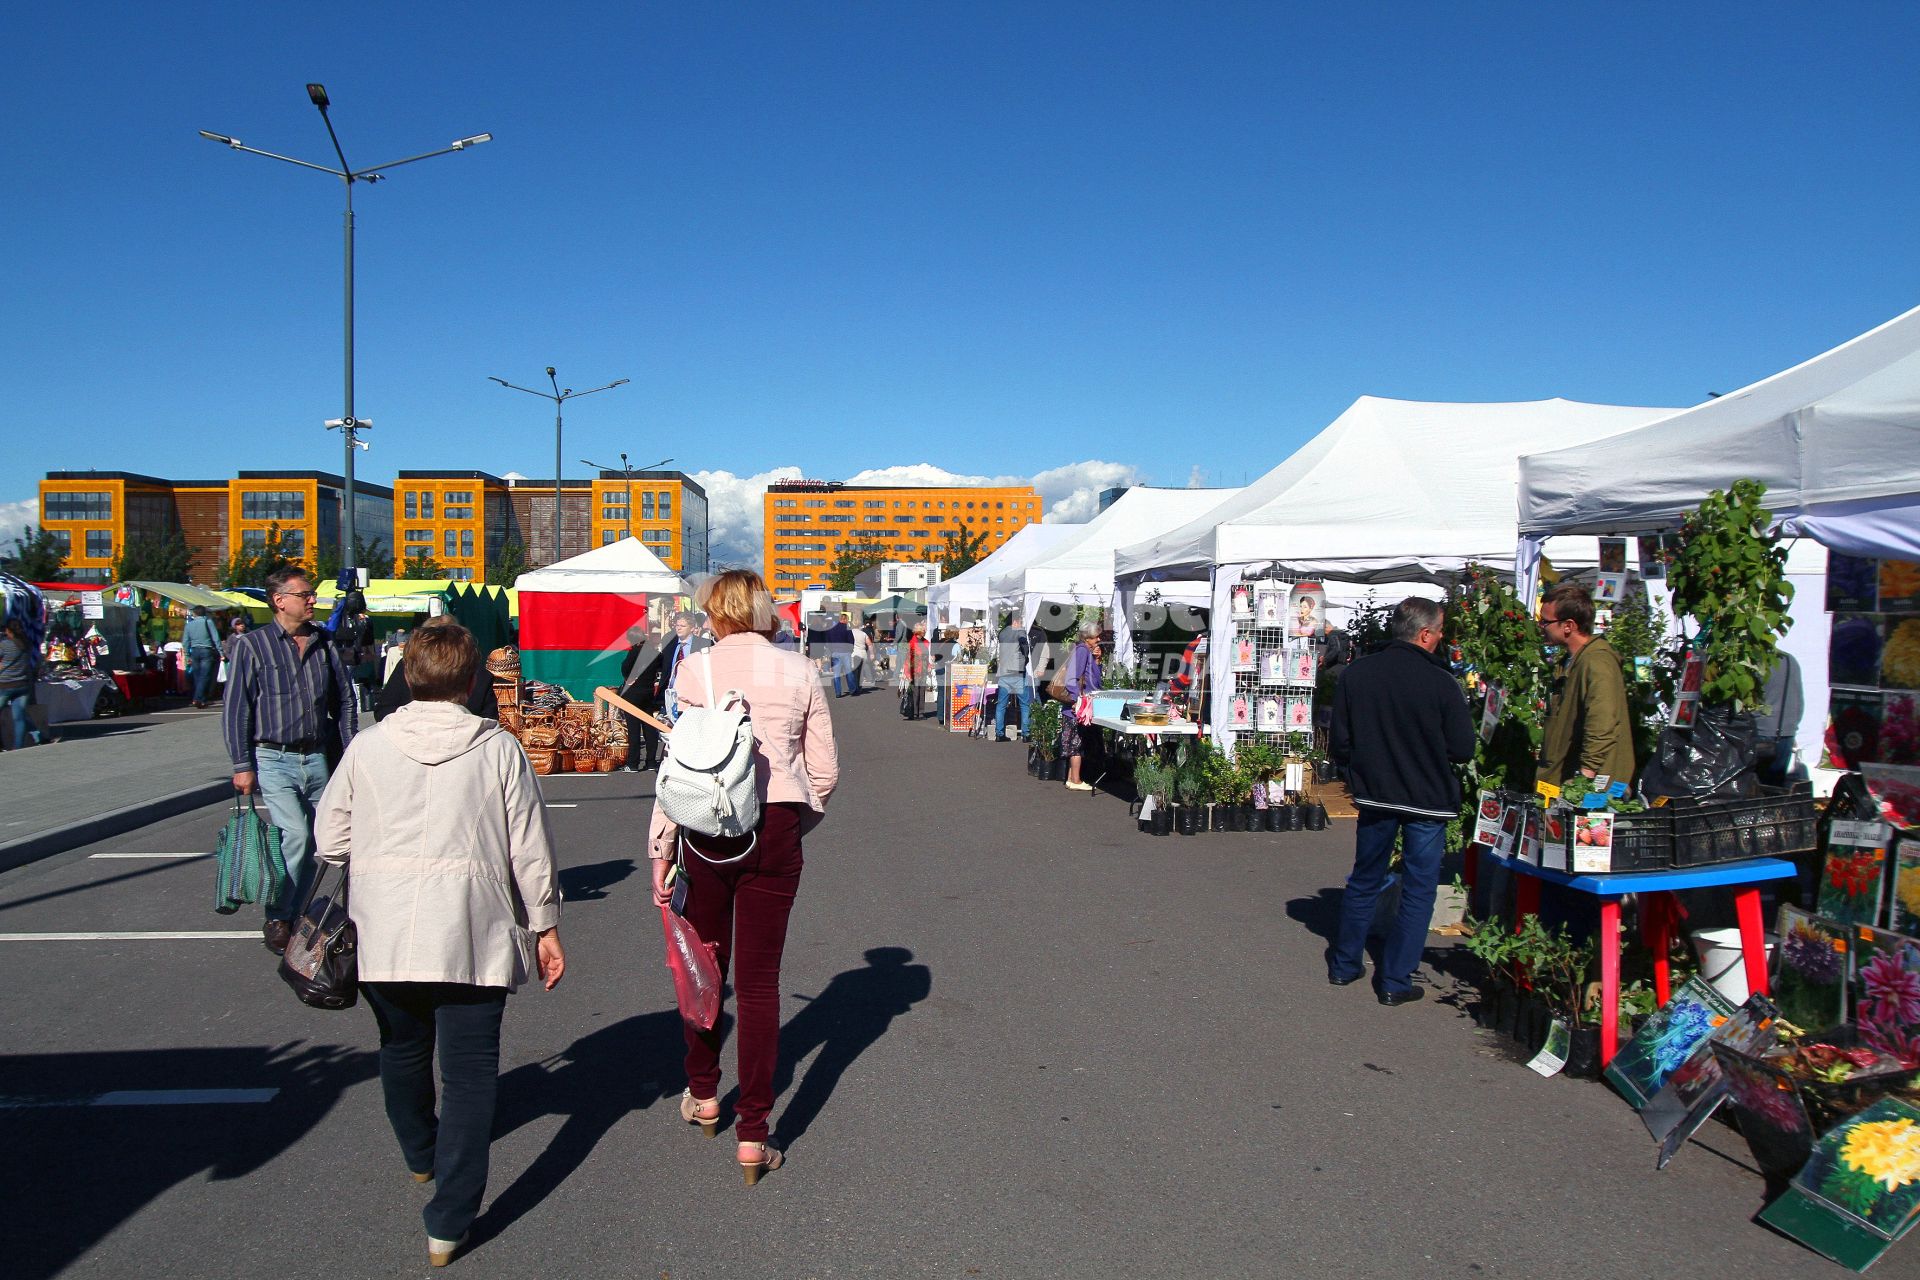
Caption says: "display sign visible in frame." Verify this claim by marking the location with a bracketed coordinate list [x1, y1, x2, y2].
[948, 663, 988, 734]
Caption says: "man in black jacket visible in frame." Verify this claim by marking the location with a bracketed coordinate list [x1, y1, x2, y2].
[1327, 597, 1473, 1005]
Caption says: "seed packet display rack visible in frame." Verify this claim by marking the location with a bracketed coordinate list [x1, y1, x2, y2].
[1226, 571, 1319, 755]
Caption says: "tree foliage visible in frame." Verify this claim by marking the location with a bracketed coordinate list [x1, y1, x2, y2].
[939, 523, 991, 577]
[1, 525, 70, 581]
[828, 536, 888, 592]
[218, 524, 302, 590]
[314, 536, 389, 584]
[1444, 564, 1552, 849]
[486, 537, 529, 586]
[1666, 479, 1794, 712]
[111, 529, 196, 584]
[399, 552, 446, 581]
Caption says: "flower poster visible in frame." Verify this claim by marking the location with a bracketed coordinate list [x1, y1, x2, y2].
[1231, 635, 1256, 672]
[1642, 994, 1783, 1170]
[1850, 926, 1920, 1068]
[1230, 583, 1253, 620]
[1827, 553, 1880, 614]
[1604, 974, 1738, 1109]
[1864, 762, 1920, 831]
[1771, 907, 1851, 1033]
[1817, 821, 1893, 928]
[1597, 537, 1628, 574]
[1711, 1043, 1815, 1184]
[1880, 560, 1920, 616]
[1885, 693, 1920, 766]
[1830, 614, 1886, 688]
[1891, 837, 1920, 939]
[1829, 690, 1885, 770]
[1885, 618, 1920, 689]
[1259, 649, 1286, 686]
[1758, 1097, 1920, 1270]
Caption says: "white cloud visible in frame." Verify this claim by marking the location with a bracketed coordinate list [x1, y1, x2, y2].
[0, 498, 35, 554]
[688, 460, 1149, 572]
[1187, 465, 1207, 488]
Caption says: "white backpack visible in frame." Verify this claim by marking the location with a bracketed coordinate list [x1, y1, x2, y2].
[656, 650, 761, 850]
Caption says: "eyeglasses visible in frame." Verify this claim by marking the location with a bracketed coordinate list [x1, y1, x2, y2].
[276, 590, 318, 601]
[1539, 613, 1569, 628]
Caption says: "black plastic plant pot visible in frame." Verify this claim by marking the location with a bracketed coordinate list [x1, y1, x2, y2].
[1494, 987, 1519, 1038]
[1315, 760, 1336, 783]
[1175, 806, 1199, 836]
[1566, 1026, 1602, 1079]
[1268, 806, 1288, 832]
[1306, 802, 1329, 831]
[1238, 804, 1257, 831]
[1213, 806, 1232, 832]
[1051, 759, 1070, 781]
[1227, 805, 1248, 832]
[1291, 803, 1311, 830]
[1151, 808, 1174, 837]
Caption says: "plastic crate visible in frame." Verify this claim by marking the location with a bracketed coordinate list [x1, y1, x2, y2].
[1604, 809, 1676, 871]
[1669, 786, 1820, 867]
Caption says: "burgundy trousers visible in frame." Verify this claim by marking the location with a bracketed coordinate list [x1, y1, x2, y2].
[677, 802, 805, 1143]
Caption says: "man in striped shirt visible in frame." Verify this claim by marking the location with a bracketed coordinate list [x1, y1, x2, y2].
[222, 566, 359, 954]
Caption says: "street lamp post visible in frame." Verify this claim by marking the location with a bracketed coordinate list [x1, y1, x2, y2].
[201, 85, 491, 572]
[489, 369, 629, 563]
[580, 453, 674, 541]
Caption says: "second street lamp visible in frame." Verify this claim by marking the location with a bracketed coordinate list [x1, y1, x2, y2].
[200, 85, 491, 573]
[489, 368, 630, 563]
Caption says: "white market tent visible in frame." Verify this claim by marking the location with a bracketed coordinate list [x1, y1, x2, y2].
[512, 536, 686, 595]
[1113, 396, 1682, 751]
[990, 486, 1242, 626]
[1518, 304, 1920, 778]
[926, 523, 1081, 628]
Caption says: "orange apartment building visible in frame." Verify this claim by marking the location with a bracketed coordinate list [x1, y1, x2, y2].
[762, 480, 1044, 590]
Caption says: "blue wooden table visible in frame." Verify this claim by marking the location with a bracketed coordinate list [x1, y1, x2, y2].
[1475, 848, 1796, 1062]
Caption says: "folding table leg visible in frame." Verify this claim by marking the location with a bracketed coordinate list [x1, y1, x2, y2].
[1599, 898, 1621, 1066]
[1642, 892, 1674, 1006]
[1463, 845, 1479, 897]
[1513, 876, 1541, 989]
[1733, 887, 1770, 998]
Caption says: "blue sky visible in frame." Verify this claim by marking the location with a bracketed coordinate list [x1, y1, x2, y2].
[4, 3, 1919, 562]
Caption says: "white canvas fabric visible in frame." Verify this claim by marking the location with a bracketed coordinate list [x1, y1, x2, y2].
[513, 535, 687, 595]
[1518, 303, 1920, 562]
[654, 651, 760, 840]
[927, 523, 1080, 626]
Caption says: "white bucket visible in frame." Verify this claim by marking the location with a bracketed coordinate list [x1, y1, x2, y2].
[1690, 927, 1775, 1005]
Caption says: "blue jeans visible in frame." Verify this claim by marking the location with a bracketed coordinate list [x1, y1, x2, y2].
[830, 655, 852, 697]
[255, 747, 330, 921]
[1331, 808, 1447, 995]
[1, 687, 39, 749]
[189, 647, 219, 704]
[363, 981, 507, 1243]
[994, 676, 1031, 739]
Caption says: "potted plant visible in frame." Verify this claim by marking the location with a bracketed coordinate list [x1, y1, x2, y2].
[1200, 740, 1233, 831]
[1221, 751, 1256, 831]
[1029, 700, 1063, 781]
[1463, 915, 1524, 1037]
[1134, 758, 1171, 835]
[1172, 749, 1205, 835]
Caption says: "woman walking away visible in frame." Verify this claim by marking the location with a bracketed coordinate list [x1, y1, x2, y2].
[1062, 621, 1103, 792]
[649, 569, 839, 1184]
[1, 619, 42, 749]
[315, 621, 565, 1267]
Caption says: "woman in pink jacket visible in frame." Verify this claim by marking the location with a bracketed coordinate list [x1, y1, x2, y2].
[649, 569, 839, 1184]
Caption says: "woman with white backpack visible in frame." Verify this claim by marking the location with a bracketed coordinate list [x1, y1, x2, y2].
[648, 568, 839, 1184]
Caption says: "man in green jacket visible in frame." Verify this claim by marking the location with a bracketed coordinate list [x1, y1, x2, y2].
[1537, 582, 1636, 786]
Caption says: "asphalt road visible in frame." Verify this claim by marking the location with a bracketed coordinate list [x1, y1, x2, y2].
[0, 691, 1850, 1278]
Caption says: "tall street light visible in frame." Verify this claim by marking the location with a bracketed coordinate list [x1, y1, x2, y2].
[489, 368, 629, 563]
[580, 453, 674, 539]
[201, 85, 492, 572]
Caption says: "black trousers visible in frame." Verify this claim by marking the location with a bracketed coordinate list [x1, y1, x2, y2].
[363, 981, 508, 1242]
[621, 710, 660, 767]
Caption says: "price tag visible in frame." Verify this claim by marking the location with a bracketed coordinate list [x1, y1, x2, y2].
[1535, 780, 1562, 803]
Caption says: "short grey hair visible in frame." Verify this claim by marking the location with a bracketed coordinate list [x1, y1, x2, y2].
[1390, 597, 1444, 642]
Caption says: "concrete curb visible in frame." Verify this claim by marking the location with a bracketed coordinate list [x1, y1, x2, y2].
[0, 780, 234, 874]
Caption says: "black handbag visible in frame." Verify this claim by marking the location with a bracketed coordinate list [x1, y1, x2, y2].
[277, 863, 359, 1010]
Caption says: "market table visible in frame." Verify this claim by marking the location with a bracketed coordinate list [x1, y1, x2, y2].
[1089, 714, 1200, 737]
[38, 675, 109, 724]
[109, 668, 167, 709]
[1476, 848, 1796, 1065]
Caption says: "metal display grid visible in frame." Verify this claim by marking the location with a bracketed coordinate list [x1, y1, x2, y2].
[1227, 571, 1320, 754]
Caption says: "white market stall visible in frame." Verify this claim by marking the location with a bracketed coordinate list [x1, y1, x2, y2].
[926, 523, 1081, 629]
[1518, 303, 1920, 779]
[1115, 396, 1682, 752]
[513, 537, 687, 699]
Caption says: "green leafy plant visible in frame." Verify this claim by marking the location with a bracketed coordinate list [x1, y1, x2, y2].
[0, 525, 70, 581]
[1133, 757, 1170, 805]
[1235, 740, 1281, 801]
[1464, 915, 1525, 991]
[1220, 750, 1257, 806]
[1601, 588, 1668, 766]
[1665, 479, 1794, 711]
[1195, 739, 1232, 806]
[1029, 699, 1063, 761]
[1446, 564, 1553, 849]
[1172, 747, 1207, 807]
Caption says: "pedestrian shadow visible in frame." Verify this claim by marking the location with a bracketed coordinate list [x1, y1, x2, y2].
[1286, 889, 1346, 944]
[476, 1007, 709, 1248]
[762, 946, 932, 1151]
[0, 1040, 375, 1280]
[556, 858, 636, 901]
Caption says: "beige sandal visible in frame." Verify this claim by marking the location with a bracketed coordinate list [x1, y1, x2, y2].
[738, 1141, 784, 1186]
[680, 1088, 720, 1138]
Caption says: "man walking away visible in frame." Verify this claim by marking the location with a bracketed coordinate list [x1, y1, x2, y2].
[223, 567, 359, 955]
[1536, 583, 1636, 788]
[993, 612, 1032, 741]
[1328, 597, 1472, 1005]
[617, 624, 662, 770]
[848, 616, 875, 694]
[825, 613, 857, 697]
[184, 606, 222, 708]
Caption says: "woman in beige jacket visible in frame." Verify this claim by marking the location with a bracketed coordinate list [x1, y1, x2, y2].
[316, 620, 564, 1267]
[649, 569, 838, 1184]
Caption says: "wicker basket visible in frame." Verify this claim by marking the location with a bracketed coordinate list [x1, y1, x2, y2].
[574, 745, 600, 772]
[554, 750, 575, 774]
[485, 646, 522, 680]
[497, 706, 522, 734]
[525, 747, 557, 775]
[523, 719, 560, 750]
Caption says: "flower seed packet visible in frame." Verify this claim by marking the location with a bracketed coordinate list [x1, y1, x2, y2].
[1710, 1043, 1814, 1184]
[1850, 926, 1920, 1063]
[1480, 682, 1506, 744]
[1287, 645, 1317, 687]
[1863, 762, 1920, 830]
[1891, 836, 1920, 939]
[1828, 689, 1885, 770]
[1286, 696, 1312, 731]
[1771, 906, 1851, 1033]
[1256, 588, 1284, 627]
[1471, 791, 1505, 848]
[1637, 535, 1668, 580]
[1570, 812, 1616, 874]
[1827, 553, 1880, 614]
[1883, 618, 1920, 690]
[1829, 614, 1886, 688]
[1231, 635, 1256, 672]
[1540, 805, 1571, 872]
[1758, 1097, 1920, 1269]
[1597, 537, 1628, 574]
[1230, 583, 1253, 620]
[1526, 1018, 1571, 1077]
[1604, 975, 1738, 1109]
[1256, 695, 1282, 733]
[1879, 559, 1920, 616]
[1883, 693, 1920, 767]
[1260, 649, 1286, 686]
[1818, 821, 1893, 928]
[1642, 994, 1783, 1170]
[1229, 693, 1251, 729]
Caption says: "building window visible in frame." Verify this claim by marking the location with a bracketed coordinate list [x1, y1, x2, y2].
[47, 529, 72, 557]
[894, 516, 913, 524]
[864, 500, 886, 509]
[420, 491, 434, 518]
[641, 529, 671, 544]
[773, 499, 797, 509]
[997, 516, 1005, 523]
[603, 530, 620, 545]
[444, 491, 475, 519]
[638, 492, 654, 520]
[444, 530, 458, 558]
[996, 502, 1005, 509]
[460, 530, 474, 557]
[448, 568, 474, 581]
[803, 499, 826, 508]
[241, 490, 305, 521]
[865, 514, 886, 523]
[925, 516, 945, 524]
[404, 528, 433, 543]
[46, 490, 114, 521]
[910, 529, 931, 538]
[85, 530, 113, 559]
[821, 515, 855, 524]
[659, 493, 671, 520]
[602, 500, 627, 520]
[404, 492, 418, 519]
[834, 499, 855, 509]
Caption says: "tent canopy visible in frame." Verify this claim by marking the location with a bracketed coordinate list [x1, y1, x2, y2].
[927, 523, 1081, 624]
[991, 486, 1242, 604]
[1518, 304, 1920, 561]
[118, 581, 246, 611]
[1117, 396, 1680, 584]
[513, 536, 686, 595]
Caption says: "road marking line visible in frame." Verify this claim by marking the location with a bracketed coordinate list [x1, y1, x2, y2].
[89, 852, 213, 860]
[0, 1088, 279, 1108]
[0, 931, 261, 941]
[545, 803, 578, 809]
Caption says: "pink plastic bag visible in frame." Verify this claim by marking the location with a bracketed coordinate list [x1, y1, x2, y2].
[660, 903, 722, 1030]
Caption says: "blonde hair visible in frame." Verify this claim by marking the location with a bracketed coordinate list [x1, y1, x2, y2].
[697, 569, 776, 638]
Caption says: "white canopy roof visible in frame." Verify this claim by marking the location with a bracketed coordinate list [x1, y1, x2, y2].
[1518, 303, 1920, 561]
[514, 536, 687, 595]
[926, 523, 1080, 624]
[1115, 396, 1680, 584]
[992, 486, 1242, 604]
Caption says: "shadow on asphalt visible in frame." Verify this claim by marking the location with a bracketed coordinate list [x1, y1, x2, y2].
[557, 858, 637, 901]
[0, 859, 191, 912]
[767, 946, 932, 1151]
[0, 1040, 376, 1280]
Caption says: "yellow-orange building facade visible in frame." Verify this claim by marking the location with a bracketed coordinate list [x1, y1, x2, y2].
[762, 481, 1044, 590]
